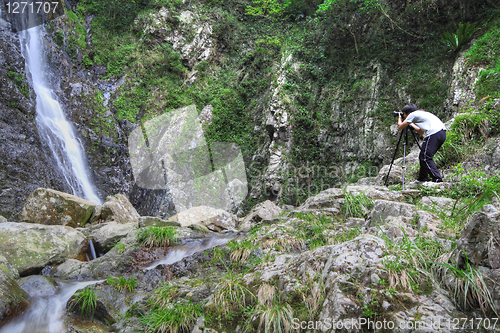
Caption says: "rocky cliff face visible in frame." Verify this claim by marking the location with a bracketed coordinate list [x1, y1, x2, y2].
[0, 0, 496, 219]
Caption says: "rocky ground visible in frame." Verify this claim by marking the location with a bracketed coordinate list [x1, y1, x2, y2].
[0, 159, 499, 333]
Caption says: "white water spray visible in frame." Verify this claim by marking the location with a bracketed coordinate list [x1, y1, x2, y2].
[19, 21, 101, 204]
[0, 280, 103, 333]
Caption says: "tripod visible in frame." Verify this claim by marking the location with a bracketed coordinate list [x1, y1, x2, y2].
[385, 126, 421, 190]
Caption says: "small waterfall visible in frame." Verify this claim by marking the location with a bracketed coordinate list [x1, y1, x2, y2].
[18, 11, 101, 204]
[145, 237, 230, 270]
[88, 239, 97, 260]
[0, 280, 102, 333]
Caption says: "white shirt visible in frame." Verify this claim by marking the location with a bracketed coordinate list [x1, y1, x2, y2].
[405, 110, 445, 137]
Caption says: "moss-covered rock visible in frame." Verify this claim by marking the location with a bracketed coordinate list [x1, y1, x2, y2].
[20, 188, 96, 228]
[0, 222, 87, 275]
[0, 268, 31, 326]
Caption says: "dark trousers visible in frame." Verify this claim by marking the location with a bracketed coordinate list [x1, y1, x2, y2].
[418, 129, 446, 181]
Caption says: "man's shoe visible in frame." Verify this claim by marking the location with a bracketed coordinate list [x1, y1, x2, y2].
[432, 179, 443, 183]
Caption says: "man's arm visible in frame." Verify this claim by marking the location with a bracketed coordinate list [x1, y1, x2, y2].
[398, 115, 424, 135]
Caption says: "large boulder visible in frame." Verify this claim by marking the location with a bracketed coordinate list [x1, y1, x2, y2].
[18, 275, 58, 298]
[0, 222, 87, 275]
[0, 268, 31, 326]
[19, 188, 96, 228]
[453, 205, 500, 269]
[87, 221, 137, 253]
[168, 206, 237, 232]
[239, 200, 282, 231]
[299, 188, 344, 210]
[100, 194, 140, 224]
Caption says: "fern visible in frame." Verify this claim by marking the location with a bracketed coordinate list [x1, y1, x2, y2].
[441, 22, 481, 52]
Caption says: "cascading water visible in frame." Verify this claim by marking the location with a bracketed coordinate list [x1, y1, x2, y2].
[19, 18, 101, 204]
[0, 280, 103, 333]
[145, 237, 231, 270]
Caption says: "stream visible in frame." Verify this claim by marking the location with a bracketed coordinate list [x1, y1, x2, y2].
[0, 237, 230, 332]
[0, 280, 103, 333]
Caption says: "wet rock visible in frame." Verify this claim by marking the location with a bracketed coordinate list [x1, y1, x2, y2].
[19, 188, 96, 228]
[239, 200, 282, 231]
[100, 194, 140, 224]
[1, 17, 67, 221]
[18, 275, 57, 298]
[0, 222, 87, 275]
[168, 206, 237, 232]
[453, 205, 500, 269]
[0, 268, 31, 326]
[87, 221, 137, 253]
[67, 293, 115, 325]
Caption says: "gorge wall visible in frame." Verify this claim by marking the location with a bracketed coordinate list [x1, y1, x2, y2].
[0, 0, 498, 218]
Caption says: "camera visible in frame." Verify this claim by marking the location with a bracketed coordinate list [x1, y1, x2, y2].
[393, 111, 403, 117]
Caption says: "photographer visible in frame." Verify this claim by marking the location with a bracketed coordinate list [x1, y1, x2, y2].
[397, 104, 446, 184]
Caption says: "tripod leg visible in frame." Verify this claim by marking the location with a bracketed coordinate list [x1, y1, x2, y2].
[402, 127, 408, 190]
[385, 129, 404, 186]
[409, 127, 421, 150]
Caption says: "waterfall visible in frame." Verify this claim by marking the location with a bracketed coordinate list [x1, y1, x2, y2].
[0, 280, 103, 333]
[19, 19, 101, 204]
[88, 239, 97, 260]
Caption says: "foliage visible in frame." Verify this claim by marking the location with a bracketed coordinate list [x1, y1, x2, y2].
[466, 16, 500, 100]
[382, 232, 443, 294]
[249, 286, 294, 333]
[342, 192, 373, 218]
[150, 283, 179, 308]
[227, 239, 255, 263]
[54, 30, 64, 47]
[72, 286, 98, 318]
[107, 276, 137, 292]
[142, 301, 203, 333]
[212, 270, 256, 316]
[432, 252, 498, 316]
[441, 22, 482, 53]
[246, 0, 291, 20]
[435, 110, 492, 168]
[137, 226, 178, 247]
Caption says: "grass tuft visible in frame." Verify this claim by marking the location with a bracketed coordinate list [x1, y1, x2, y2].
[107, 276, 137, 292]
[138, 226, 178, 248]
[72, 286, 98, 318]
